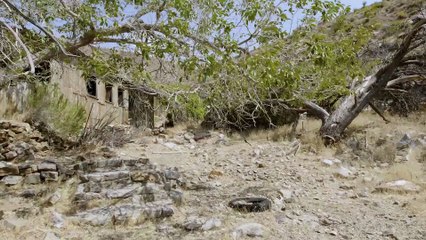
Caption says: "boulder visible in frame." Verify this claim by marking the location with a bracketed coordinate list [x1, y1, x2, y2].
[38, 162, 57, 171]
[0, 161, 19, 176]
[25, 173, 41, 184]
[232, 223, 266, 238]
[41, 171, 59, 181]
[4, 151, 18, 160]
[375, 180, 421, 193]
[1, 175, 23, 185]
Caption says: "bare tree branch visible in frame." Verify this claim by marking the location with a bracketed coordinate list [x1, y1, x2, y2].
[386, 74, 425, 87]
[0, 19, 35, 73]
[1, 0, 77, 57]
[58, 0, 80, 19]
[303, 100, 329, 124]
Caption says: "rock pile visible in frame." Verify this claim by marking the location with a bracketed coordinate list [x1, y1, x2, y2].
[0, 120, 54, 185]
[0, 120, 49, 162]
[72, 158, 183, 226]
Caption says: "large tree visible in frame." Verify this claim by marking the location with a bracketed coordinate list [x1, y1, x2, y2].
[1, 0, 424, 142]
[0, 0, 344, 85]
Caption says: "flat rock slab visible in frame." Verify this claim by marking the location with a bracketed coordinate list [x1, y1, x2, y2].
[38, 162, 57, 171]
[80, 171, 130, 182]
[105, 185, 139, 199]
[0, 162, 19, 176]
[1, 175, 23, 185]
[74, 203, 174, 226]
[375, 180, 421, 194]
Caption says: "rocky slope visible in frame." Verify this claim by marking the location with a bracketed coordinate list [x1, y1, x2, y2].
[0, 111, 425, 239]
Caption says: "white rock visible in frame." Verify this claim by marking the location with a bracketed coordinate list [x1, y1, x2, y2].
[252, 149, 262, 157]
[232, 223, 265, 239]
[163, 142, 180, 150]
[184, 132, 195, 141]
[202, 218, 222, 231]
[51, 211, 65, 228]
[3, 217, 28, 230]
[44, 232, 60, 240]
[322, 159, 334, 166]
[48, 191, 61, 205]
[334, 166, 353, 179]
[279, 189, 294, 203]
[333, 159, 342, 164]
[375, 180, 421, 193]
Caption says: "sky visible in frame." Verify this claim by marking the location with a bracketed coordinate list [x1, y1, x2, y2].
[72, 0, 386, 50]
[341, 0, 381, 10]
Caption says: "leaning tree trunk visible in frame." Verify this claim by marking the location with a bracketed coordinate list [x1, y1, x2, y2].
[316, 19, 426, 143]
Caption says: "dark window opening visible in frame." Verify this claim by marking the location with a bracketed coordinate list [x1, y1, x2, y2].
[86, 76, 97, 98]
[118, 88, 124, 107]
[33, 61, 51, 83]
[105, 84, 113, 103]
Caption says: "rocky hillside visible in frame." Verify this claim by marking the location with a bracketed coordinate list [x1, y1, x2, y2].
[332, 0, 426, 114]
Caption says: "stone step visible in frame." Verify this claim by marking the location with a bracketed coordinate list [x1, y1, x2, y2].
[73, 158, 151, 173]
[73, 203, 174, 226]
[79, 170, 130, 183]
[74, 182, 176, 203]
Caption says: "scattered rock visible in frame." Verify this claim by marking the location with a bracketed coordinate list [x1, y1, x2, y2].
[168, 190, 183, 206]
[375, 180, 421, 193]
[397, 134, 412, 150]
[47, 191, 62, 205]
[0, 161, 19, 176]
[184, 132, 195, 141]
[322, 159, 334, 166]
[38, 162, 57, 171]
[183, 216, 205, 231]
[2, 217, 28, 230]
[164, 168, 180, 180]
[232, 223, 265, 238]
[208, 169, 224, 179]
[334, 166, 353, 179]
[202, 218, 222, 231]
[4, 151, 18, 160]
[41, 171, 59, 181]
[229, 197, 271, 212]
[51, 211, 65, 228]
[279, 189, 294, 203]
[18, 163, 38, 174]
[25, 173, 41, 184]
[20, 189, 37, 198]
[1, 175, 23, 185]
[44, 232, 61, 240]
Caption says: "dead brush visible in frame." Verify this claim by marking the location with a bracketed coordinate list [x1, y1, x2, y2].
[78, 108, 132, 148]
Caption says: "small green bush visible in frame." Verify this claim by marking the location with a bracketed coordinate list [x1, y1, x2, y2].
[27, 83, 86, 139]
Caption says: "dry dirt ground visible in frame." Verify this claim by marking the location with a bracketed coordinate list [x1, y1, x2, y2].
[1, 112, 425, 240]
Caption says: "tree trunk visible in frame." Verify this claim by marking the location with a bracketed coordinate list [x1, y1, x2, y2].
[317, 19, 426, 143]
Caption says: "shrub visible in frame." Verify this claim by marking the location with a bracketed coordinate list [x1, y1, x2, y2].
[27, 83, 86, 139]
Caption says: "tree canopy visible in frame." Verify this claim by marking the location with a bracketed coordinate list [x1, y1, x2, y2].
[1, 0, 424, 135]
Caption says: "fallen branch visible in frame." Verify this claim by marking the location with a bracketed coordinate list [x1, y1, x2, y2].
[368, 102, 390, 123]
[386, 75, 425, 87]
